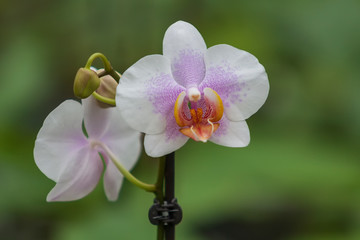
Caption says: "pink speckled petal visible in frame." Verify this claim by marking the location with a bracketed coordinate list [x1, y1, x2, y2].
[163, 21, 207, 88]
[117, 54, 184, 134]
[143, 92, 189, 157]
[46, 146, 103, 201]
[210, 117, 250, 147]
[34, 100, 88, 182]
[200, 44, 269, 121]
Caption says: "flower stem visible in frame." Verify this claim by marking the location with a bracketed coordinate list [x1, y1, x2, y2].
[84, 53, 120, 82]
[85, 53, 112, 72]
[92, 141, 156, 192]
[155, 157, 166, 202]
[92, 91, 116, 106]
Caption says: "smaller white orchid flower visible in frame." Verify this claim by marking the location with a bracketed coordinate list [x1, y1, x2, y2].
[34, 96, 141, 201]
[116, 21, 269, 157]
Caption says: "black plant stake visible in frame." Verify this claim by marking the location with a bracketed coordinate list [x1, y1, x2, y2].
[149, 152, 182, 239]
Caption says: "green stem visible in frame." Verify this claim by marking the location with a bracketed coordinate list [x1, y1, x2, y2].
[85, 53, 112, 72]
[84, 53, 120, 82]
[109, 68, 120, 82]
[92, 91, 116, 106]
[92, 141, 156, 192]
[155, 156, 166, 202]
[97, 70, 108, 78]
[92, 141, 167, 239]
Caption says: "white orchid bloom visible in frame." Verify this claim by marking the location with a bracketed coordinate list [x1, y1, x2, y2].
[34, 96, 141, 201]
[117, 21, 269, 157]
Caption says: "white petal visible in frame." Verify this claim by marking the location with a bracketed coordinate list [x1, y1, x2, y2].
[163, 21, 207, 61]
[117, 54, 184, 134]
[82, 96, 112, 139]
[144, 132, 188, 158]
[163, 21, 207, 88]
[101, 106, 142, 170]
[101, 123, 140, 201]
[100, 102, 141, 201]
[210, 117, 250, 147]
[200, 44, 269, 121]
[34, 100, 87, 182]
[46, 146, 103, 201]
[103, 158, 124, 201]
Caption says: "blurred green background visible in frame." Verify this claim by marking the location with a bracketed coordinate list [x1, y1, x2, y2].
[1, 0, 360, 239]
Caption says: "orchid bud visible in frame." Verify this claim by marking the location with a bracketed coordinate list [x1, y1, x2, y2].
[96, 73, 119, 99]
[73, 68, 101, 98]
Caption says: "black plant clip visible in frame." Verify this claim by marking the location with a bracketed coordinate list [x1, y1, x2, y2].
[148, 198, 183, 226]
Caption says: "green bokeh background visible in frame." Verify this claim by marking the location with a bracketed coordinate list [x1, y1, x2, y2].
[1, 0, 359, 239]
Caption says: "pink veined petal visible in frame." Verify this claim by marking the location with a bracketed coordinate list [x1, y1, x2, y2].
[82, 96, 112, 139]
[163, 21, 207, 88]
[46, 146, 103, 202]
[103, 158, 124, 201]
[200, 44, 269, 121]
[116, 54, 184, 135]
[144, 130, 189, 158]
[143, 92, 188, 157]
[209, 116, 250, 147]
[34, 100, 87, 182]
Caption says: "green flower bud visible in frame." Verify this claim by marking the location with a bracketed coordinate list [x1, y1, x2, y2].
[73, 68, 101, 98]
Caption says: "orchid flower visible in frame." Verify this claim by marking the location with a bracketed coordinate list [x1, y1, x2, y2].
[116, 21, 269, 157]
[34, 96, 141, 201]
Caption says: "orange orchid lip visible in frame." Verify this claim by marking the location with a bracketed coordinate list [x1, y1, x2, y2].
[174, 87, 224, 142]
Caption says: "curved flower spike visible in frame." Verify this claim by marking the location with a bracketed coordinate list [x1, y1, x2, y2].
[116, 21, 269, 157]
[34, 96, 141, 201]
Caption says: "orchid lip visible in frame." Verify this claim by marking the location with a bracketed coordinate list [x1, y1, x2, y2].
[174, 87, 223, 142]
